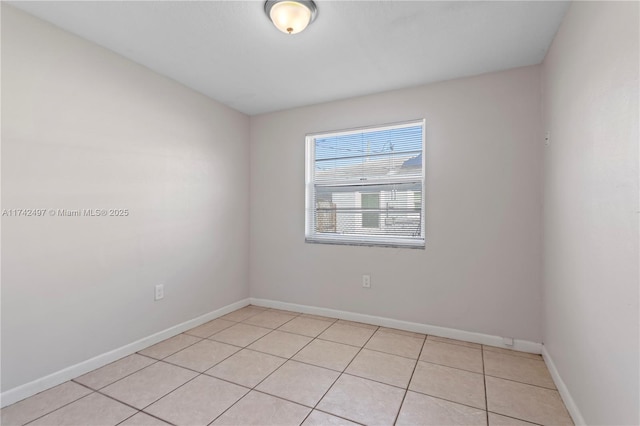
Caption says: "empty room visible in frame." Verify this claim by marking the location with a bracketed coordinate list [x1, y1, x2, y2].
[1, 1, 638, 425]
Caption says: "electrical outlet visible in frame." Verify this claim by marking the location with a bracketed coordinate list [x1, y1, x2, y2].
[362, 274, 371, 288]
[502, 337, 514, 346]
[155, 284, 164, 301]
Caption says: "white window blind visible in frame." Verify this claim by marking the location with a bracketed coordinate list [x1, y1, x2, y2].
[305, 120, 425, 248]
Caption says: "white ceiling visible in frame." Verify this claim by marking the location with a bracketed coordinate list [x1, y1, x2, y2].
[10, 1, 569, 116]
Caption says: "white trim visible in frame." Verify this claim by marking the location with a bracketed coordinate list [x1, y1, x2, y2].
[314, 175, 423, 188]
[0, 298, 251, 408]
[305, 119, 426, 249]
[249, 298, 542, 354]
[305, 234, 425, 249]
[307, 119, 424, 140]
[542, 345, 585, 425]
[6, 297, 572, 413]
[305, 134, 315, 238]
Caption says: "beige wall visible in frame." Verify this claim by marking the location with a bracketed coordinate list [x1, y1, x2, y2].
[250, 66, 544, 342]
[1, 6, 250, 391]
[7, 3, 638, 420]
[542, 2, 639, 424]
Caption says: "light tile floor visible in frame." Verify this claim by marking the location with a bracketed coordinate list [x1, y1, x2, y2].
[1, 305, 574, 426]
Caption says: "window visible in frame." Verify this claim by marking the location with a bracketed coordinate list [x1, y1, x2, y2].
[305, 120, 425, 248]
[361, 193, 380, 228]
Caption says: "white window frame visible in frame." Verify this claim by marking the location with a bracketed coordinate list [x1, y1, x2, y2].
[305, 119, 426, 248]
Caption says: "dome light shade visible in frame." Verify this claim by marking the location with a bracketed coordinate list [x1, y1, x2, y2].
[265, 0, 318, 35]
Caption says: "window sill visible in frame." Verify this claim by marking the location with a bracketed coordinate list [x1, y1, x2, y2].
[305, 237, 425, 249]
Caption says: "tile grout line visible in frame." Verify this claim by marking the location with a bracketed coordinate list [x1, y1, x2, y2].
[311, 408, 367, 425]
[137, 334, 207, 363]
[156, 344, 244, 376]
[11, 307, 554, 426]
[21, 380, 178, 426]
[482, 344, 489, 426]
[21, 390, 97, 426]
[165, 311, 555, 425]
[314, 335, 376, 349]
[298, 324, 382, 425]
[391, 333, 427, 425]
[481, 372, 558, 425]
[90, 310, 281, 425]
[280, 357, 345, 375]
[131, 316, 550, 426]
[403, 356, 483, 375]
[201, 317, 302, 425]
[271, 319, 335, 339]
[337, 371, 413, 393]
[239, 366, 494, 418]
[113, 410, 142, 426]
[332, 324, 380, 374]
[206, 319, 382, 425]
[208, 309, 306, 348]
[73, 354, 161, 392]
[253, 343, 488, 413]
[203, 347, 288, 370]
[415, 354, 558, 392]
[70, 337, 213, 421]
[160, 317, 503, 425]
[379, 376, 492, 413]
[95, 370, 197, 421]
[486, 410, 544, 426]
[419, 345, 556, 390]
[6, 307, 274, 426]
[115, 408, 179, 426]
[482, 346, 543, 360]
[243, 312, 327, 396]
[208, 323, 432, 416]
[205, 311, 315, 425]
[74, 380, 136, 407]
[427, 338, 544, 362]
[207, 314, 289, 349]
[483, 374, 558, 391]
[426, 335, 482, 348]
[24, 353, 164, 424]
[353, 343, 426, 361]
[100, 359, 238, 423]
[183, 320, 238, 339]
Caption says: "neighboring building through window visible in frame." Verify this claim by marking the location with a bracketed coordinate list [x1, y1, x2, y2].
[361, 193, 380, 228]
[305, 120, 425, 248]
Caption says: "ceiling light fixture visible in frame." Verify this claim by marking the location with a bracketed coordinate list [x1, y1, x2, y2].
[265, 0, 318, 35]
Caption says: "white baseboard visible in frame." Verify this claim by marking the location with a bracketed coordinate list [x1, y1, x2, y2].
[0, 298, 251, 408]
[2, 297, 553, 409]
[249, 298, 543, 354]
[542, 345, 585, 425]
